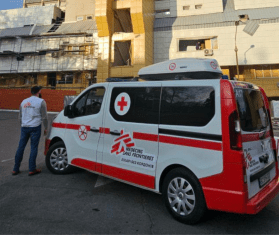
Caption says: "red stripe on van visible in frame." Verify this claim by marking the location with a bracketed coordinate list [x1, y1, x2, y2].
[242, 130, 271, 143]
[102, 164, 155, 189]
[52, 123, 67, 128]
[159, 135, 222, 151]
[133, 132, 158, 142]
[71, 158, 96, 171]
[71, 158, 155, 189]
[99, 127, 110, 134]
[52, 123, 91, 131]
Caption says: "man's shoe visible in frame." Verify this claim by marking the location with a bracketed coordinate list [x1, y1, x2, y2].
[12, 171, 21, 176]
[28, 169, 41, 176]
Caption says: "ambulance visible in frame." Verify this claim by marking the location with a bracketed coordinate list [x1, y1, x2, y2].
[45, 58, 279, 224]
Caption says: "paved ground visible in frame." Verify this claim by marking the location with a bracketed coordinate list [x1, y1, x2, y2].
[1, 111, 279, 234]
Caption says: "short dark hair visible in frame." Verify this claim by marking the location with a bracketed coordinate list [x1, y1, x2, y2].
[31, 86, 42, 95]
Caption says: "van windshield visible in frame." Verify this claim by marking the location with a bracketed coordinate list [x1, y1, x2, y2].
[234, 88, 269, 132]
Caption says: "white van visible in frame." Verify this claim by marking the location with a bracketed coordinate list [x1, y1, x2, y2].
[45, 58, 279, 224]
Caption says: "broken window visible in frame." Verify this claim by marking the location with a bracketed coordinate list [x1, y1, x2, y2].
[178, 37, 218, 51]
[114, 9, 133, 33]
[195, 4, 202, 9]
[113, 41, 132, 67]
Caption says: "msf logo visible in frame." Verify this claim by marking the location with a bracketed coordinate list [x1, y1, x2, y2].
[111, 130, 135, 155]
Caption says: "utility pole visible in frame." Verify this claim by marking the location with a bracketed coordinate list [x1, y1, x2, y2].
[235, 21, 240, 80]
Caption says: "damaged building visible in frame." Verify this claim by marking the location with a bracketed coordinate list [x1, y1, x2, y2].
[0, 1, 98, 94]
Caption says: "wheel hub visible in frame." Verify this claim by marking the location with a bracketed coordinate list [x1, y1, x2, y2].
[178, 192, 184, 200]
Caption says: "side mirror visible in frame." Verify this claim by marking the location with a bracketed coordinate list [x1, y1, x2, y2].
[64, 105, 74, 118]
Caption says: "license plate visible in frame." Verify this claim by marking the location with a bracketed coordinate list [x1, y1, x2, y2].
[259, 172, 270, 188]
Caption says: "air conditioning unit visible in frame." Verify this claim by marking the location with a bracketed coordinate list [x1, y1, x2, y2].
[52, 52, 59, 58]
[204, 49, 213, 56]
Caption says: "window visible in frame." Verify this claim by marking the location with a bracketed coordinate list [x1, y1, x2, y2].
[155, 9, 171, 15]
[113, 41, 132, 67]
[183, 6, 190, 10]
[160, 87, 215, 126]
[234, 88, 268, 132]
[73, 87, 105, 117]
[77, 16, 84, 21]
[114, 9, 133, 33]
[47, 73, 56, 87]
[58, 73, 74, 84]
[110, 87, 161, 124]
[195, 4, 202, 9]
[84, 88, 105, 116]
[86, 16, 93, 20]
[178, 37, 218, 51]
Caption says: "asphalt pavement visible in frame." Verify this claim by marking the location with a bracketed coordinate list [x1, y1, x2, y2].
[1, 111, 279, 234]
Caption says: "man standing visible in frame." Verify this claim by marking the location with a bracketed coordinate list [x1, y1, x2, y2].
[12, 86, 48, 176]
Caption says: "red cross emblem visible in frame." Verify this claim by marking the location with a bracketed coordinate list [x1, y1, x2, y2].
[114, 92, 131, 116]
[117, 96, 128, 111]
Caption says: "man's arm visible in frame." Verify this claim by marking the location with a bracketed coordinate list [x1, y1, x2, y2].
[40, 100, 48, 132]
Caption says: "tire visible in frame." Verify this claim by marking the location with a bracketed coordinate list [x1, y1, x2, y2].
[162, 167, 207, 224]
[45, 141, 75, 174]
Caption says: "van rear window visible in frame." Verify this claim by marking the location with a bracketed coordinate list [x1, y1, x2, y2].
[234, 88, 269, 132]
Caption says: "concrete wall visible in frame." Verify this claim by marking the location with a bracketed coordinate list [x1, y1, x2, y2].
[154, 22, 279, 67]
[155, 0, 223, 18]
[0, 6, 61, 29]
[234, 0, 279, 10]
[65, 0, 95, 22]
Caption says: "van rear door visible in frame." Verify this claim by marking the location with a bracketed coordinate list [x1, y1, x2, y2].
[232, 82, 277, 199]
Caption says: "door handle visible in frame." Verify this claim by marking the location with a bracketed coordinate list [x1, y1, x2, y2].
[110, 130, 121, 136]
[90, 127, 99, 133]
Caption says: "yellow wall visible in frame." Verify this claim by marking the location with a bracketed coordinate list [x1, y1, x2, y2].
[95, 0, 154, 83]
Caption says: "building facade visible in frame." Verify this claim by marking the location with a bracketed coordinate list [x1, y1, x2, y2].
[154, 0, 279, 98]
[0, 2, 98, 94]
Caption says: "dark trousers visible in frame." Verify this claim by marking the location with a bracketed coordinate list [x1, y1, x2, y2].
[13, 125, 41, 172]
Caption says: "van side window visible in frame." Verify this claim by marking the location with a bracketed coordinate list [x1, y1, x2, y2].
[110, 87, 161, 124]
[160, 87, 215, 126]
[73, 87, 105, 117]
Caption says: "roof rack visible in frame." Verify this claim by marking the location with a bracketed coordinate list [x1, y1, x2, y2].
[106, 77, 139, 82]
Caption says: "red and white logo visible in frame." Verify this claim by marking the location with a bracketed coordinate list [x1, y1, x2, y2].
[78, 125, 88, 141]
[111, 130, 135, 155]
[23, 102, 31, 108]
[210, 61, 218, 70]
[169, 63, 176, 71]
[114, 93, 131, 116]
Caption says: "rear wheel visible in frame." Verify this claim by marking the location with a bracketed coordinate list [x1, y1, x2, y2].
[45, 141, 75, 174]
[162, 167, 207, 224]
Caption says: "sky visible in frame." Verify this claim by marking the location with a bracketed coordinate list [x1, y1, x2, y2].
[0, 0, 24, 11]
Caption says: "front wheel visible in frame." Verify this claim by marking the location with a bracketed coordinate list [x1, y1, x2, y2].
[162, 167, 207, 224]
[45, 141, 75, 174]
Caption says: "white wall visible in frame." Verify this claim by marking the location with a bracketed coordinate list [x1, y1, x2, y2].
[155, 0, 223, 18]
[0, 33, 98, 73]
[0, 6, 61, 29]
[234, 0, 279, 10]
[154, 23, 279, 66]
